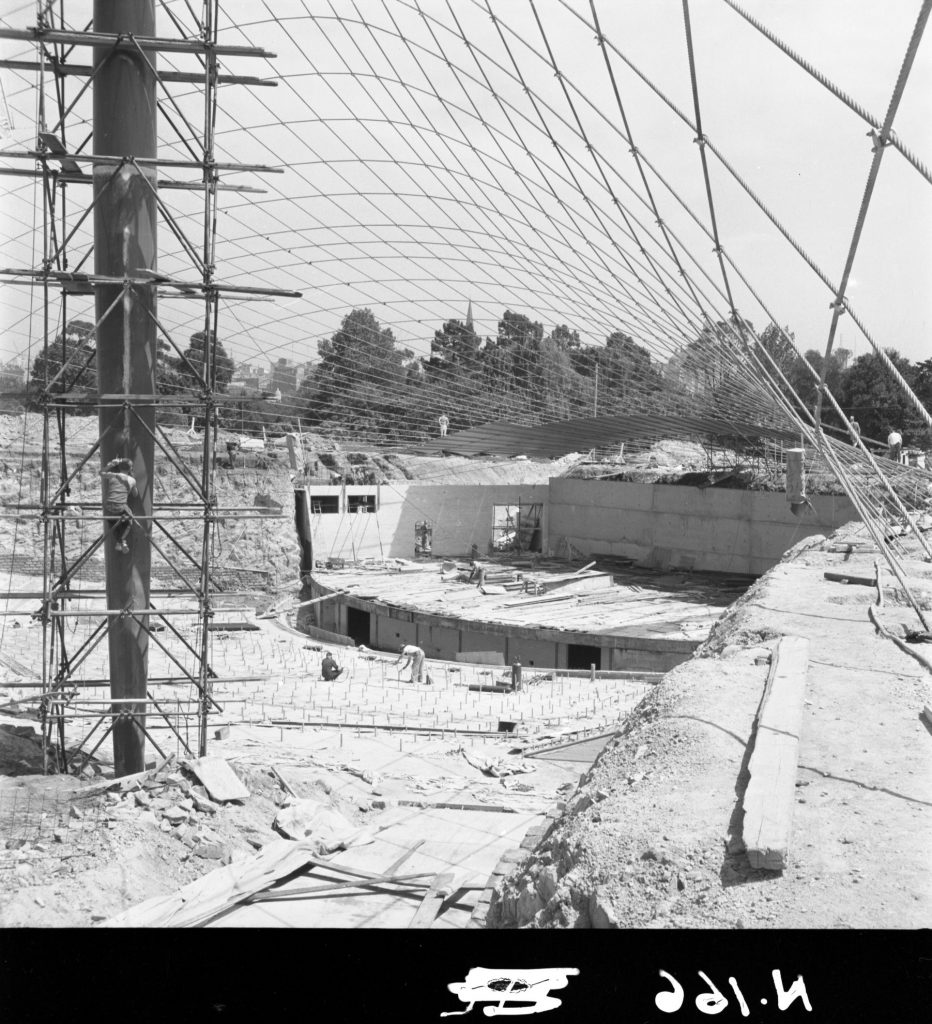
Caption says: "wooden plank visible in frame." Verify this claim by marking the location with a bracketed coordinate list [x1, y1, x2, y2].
[249, 870, 432, 902]
[385, 838, 426, 875]
[823, 571, 874, 586]
[526, 733, 615, 763]
[270, 765, 297, 799]
[408, 871, 456, 928]
[185, 755, 250, 803]
[744, 636, 810, 871]
[74, 753, 176, 799]
[100, 839, 323, 927]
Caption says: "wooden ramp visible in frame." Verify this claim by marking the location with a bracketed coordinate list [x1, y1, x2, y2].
[743, 636, 810, 871]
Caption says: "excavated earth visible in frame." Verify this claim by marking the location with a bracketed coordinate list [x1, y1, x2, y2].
[487, 529, 932, 929]
[1, 412, 929, 931]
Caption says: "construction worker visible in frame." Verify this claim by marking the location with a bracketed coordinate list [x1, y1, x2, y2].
[887, 429, 903, 462]
[321, 652, 344, 681]
[511, 658, 523, 691]
[395, 642, 429, 684]
[438, 413, 450, 437]
[100, 457, 137, 554]
[468, 561, 486, 587]
[849, 416, 860, 443]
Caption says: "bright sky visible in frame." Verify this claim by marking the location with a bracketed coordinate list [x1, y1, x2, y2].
[1, 0, 930, 373]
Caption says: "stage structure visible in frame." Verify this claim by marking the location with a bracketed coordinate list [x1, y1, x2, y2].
[0, 2, 298, 775]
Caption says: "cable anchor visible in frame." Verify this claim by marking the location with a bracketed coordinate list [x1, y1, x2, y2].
[867, 128, 897, 153]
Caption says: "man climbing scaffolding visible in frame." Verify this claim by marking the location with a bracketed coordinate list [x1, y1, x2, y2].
[100, 457, 137, 554]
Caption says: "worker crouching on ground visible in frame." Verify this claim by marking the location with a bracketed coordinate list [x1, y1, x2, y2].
[396, 643, 432, 685]
[321, 652, 344, 681]
[100, 457, 137, 554]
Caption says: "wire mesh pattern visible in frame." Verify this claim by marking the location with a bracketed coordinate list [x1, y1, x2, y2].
[0, 3, 931, 774]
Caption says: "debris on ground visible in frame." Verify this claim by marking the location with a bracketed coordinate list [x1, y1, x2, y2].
[461, 748, 536, 777]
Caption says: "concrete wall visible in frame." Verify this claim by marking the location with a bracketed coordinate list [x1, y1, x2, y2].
[302, 482, 549, 563]
[547, 478, 857, 576]
[308, 578, 696, 673]
[300, 475, 858, 671]
[301, 477, 854, 576]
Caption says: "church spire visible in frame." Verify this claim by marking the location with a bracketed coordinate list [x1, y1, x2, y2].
[465, 299, 474, 332]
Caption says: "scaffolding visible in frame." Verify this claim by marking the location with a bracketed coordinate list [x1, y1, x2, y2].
[0, 1, 298, 775]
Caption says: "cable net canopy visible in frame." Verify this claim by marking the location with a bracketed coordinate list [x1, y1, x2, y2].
[1, 0, 931, 461]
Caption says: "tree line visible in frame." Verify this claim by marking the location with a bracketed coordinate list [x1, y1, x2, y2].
[27, 311, 932, 448]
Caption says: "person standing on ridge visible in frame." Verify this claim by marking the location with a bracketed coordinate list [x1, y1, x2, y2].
[438, 413, 450, 437]
[887, 428, 903, 462]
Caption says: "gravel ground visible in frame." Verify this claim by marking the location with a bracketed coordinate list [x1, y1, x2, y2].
[488, 530, 932, 929]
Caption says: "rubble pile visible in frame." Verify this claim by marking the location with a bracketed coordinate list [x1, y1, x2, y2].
[0, 751, 365, 926]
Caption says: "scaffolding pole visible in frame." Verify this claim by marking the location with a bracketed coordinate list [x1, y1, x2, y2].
[1, 0, 296, 777]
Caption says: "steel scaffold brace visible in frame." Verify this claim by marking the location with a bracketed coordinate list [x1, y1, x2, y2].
[9, 1, 298, 776]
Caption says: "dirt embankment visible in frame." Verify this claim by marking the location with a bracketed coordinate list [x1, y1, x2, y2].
[0, 436, 300, 586]
[0, 412, 583, 587]
[486, 532, 932, 929]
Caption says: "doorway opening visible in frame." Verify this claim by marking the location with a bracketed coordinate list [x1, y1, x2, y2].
[491, 502, 543, 553]
[567, 643, 601, 671]
[346, 606, 371, 647]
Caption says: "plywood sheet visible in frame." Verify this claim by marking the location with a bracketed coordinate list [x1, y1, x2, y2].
[186, 756, 250, 803]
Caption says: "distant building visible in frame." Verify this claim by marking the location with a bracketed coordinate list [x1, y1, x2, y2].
[296, 360, 317, 390]
[271, 357, 299, 396]
[230, 358, 274, 395]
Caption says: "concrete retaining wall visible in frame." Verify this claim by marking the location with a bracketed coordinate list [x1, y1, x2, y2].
[547, 479, 857, 576]
[303, 482, 549, 563]
[301, 477, 856, 577]
[310, 579, 697, 672]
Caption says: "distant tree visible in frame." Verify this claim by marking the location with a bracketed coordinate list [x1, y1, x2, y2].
[755, 323, 799, 382]
[488, 310, 544, 393]
[600, 331, 661, 409]
[909, 358, 932, 449]
[430, 318, 481, 369]
[840, 348, 919, 444]
[665, 321, 736, 397]
[548, 324, 581, 352]
[537, 332, 576, 419]
[778, 346, 850, 427]
[301, 308, 410, 439]
[27, 320, 97, 408]
[175, 330, 235, 393]
[155, 339, 188, 394]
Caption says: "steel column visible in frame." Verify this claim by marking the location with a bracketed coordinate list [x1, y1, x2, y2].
[93, 0, 157, 776]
